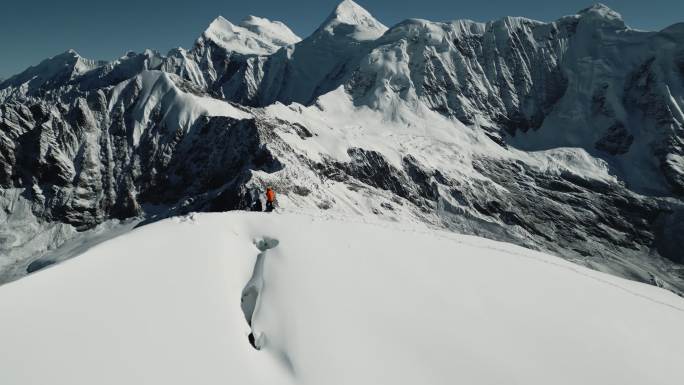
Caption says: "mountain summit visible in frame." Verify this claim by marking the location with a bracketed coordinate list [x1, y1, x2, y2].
[201, 15, 300, 55]
[239, 15, 302, 46]
[0, 49, 101, 94]
[575, 3, 627, 29]
[316, 0, 388, 40]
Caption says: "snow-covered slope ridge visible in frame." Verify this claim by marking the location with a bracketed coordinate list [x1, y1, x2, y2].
[1, 212, 683, 385]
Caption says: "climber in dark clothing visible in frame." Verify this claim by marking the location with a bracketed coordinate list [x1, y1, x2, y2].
[265, 187, 276, 212]
[251, 198, 263, 212]
[248, 188, 263, 212]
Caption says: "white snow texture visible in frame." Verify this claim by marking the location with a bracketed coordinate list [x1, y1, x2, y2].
[1, 212, 683, 385]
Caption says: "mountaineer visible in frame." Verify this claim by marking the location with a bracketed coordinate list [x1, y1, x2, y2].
[265, 187, 276, 212]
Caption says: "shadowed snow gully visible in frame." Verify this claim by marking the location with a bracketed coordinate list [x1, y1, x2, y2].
[242, 236, 280, 350]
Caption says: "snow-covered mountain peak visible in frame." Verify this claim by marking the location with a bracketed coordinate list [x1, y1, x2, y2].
[205, 16, 236, 33]
[64, 48, 79, 56]
[579, 3, 621, 16]
[35, 49, 95, 73]
[576, 3, 626, 29]
[317, 0, 388, 41]
[0, 49, 102, 96]
[201, 15, 297, 56]
[238, 15, 301, 46]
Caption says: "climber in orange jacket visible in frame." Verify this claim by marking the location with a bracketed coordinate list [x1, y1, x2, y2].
[265, 187, 276, 212]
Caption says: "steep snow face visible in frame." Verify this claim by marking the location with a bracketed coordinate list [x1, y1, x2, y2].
[351, 16, 569, 128]
[1, 213, 683, 385]
[109, 71, 251, 145]
[202, 16, 300, 56]
[333, 6, 684, 197]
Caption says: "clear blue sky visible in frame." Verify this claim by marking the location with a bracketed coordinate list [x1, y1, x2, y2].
[2, 0, 682, 79]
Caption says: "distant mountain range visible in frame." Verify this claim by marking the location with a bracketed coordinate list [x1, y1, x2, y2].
[1, 1, 683, 292]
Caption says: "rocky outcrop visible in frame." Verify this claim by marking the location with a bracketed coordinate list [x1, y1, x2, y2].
[0, 71, 276, 231]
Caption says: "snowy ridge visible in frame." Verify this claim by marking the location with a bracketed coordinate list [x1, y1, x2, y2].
[108, 70, 251, 145]
[1, 212, 683, 385]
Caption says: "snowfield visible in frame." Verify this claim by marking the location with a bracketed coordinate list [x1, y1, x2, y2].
[1, 212, 683, 385]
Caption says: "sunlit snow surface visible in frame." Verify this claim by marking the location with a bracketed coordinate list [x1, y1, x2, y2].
[1, 212, 683, 385]
[203, 15, 301, 56]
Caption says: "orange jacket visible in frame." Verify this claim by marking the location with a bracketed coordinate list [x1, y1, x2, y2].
[266, 189, 276, 203]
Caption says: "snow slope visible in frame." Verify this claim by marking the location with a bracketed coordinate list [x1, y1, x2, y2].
[1, 212, 683, 385]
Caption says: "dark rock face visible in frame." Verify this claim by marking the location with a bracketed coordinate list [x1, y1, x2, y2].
[653, 208, 684, 264]
[471, 159, 664, 253]
[595, 123, 634, 155]
[300, 141, 684, 290]
[622, 56, 684, 196]
[0, 75, 279, 231]
[137, 117, 281, 206]
[341, 148, 412, 199]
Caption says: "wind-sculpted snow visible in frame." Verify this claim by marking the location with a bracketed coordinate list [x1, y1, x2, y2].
[2, 213, 684, 384]
[1, 2, 684, 292]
